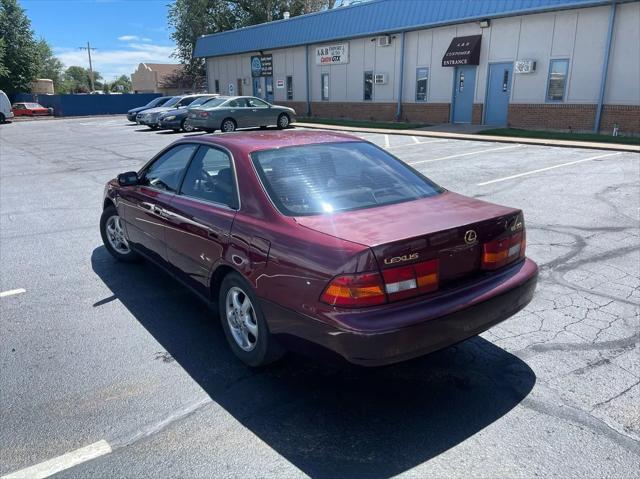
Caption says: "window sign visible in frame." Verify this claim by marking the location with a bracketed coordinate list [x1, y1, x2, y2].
[315, 43, 349, 65]
[251, 55, 273, 77]
[547, 59, 569, 101]
[276, 79, 285, 88]
[416, 67, 428, 102]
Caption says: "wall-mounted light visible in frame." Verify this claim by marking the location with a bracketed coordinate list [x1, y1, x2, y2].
[479, 19, 491, 28]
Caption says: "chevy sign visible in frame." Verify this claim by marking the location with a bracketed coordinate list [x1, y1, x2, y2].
[315, 43, 349, 65]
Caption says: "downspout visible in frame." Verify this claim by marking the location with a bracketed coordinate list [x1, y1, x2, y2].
[594, 0, 617, 133]
[396, 31, 406, 121]
[305, 44, 311, 116]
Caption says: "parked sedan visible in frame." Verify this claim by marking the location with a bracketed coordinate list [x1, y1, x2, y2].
[101, 131, 537, 367]
[126, 96, 173, 122]
[158, 95, 223, 132]
[12, 102, 52, 117]
[136, 94, 209, 129]
[185, 96, 295, 133]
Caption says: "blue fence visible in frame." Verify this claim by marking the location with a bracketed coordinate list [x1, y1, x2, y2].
[13, 93, 161, 117]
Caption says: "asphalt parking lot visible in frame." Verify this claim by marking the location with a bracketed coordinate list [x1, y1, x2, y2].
[1, 117, 638, 478]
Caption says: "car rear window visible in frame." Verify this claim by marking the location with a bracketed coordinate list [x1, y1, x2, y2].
[251, 141, 444, 216]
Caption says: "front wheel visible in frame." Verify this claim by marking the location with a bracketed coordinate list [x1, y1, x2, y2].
[100, 205, 139, 262]
[277, 113, 290, 129]
[221, 118, 236, 133]
[219, 272, 284, 367]
[182, 119, 194, 132]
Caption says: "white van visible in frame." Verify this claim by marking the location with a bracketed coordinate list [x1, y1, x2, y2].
[0, 90, 13, 123]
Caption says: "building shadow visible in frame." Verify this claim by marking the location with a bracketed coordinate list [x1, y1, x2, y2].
[91, 246, 535, 479]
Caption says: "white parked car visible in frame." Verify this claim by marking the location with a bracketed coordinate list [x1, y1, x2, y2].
[0, 90, 14, 123]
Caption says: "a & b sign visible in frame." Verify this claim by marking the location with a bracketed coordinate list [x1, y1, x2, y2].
[315, 43, 349, 65]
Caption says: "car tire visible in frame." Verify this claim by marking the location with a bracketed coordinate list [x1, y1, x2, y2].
[221, 118, 236, 133]
[0, 113, 5, 123]
[182, 119, 194, 132]
[219, 272, 285, 367]
[100, 205, 140, 263]
[277, 113, 290, 129]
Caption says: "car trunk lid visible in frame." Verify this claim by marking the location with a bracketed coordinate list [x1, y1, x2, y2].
[294, 192, 522, 287]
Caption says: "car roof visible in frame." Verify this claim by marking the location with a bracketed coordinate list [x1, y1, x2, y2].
[182, 130, 361, 154]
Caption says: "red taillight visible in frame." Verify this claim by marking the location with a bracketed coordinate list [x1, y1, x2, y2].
[320, 272, 386, 307]
[199, 112, 208, 118]
[321, 259, 439, 308]
[482, 230, 526, 270]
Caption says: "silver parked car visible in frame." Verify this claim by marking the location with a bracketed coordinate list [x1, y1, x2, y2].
[185, 96, 296, 133]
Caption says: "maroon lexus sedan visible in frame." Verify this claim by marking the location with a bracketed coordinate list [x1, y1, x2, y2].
[101, 131, 538, 367]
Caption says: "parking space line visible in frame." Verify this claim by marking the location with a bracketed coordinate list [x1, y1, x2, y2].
[0, 288, 26, 298]
[0, 440, 112, 479]
[387, 139, 448, 149]
[383, 134, 390, 148]
[408, 144, 522, 165]
[411, 136, 420, 144]
[477, 152, 622, 186]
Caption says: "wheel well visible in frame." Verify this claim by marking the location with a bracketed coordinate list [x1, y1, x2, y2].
[210, 265, 235, 302]
[103, 198, 115, 210]
[221, 117, 236, 127]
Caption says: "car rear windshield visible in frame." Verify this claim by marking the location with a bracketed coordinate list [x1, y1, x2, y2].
[201, 98, 226, 108]
[251, 141, 444, 216]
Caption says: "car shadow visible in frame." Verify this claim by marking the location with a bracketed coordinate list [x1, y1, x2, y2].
[91, 246, 536, 478]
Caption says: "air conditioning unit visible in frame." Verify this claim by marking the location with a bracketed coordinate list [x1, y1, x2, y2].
[514, 59, 537, 74]
[374, 73, 387, 84]
[377, 35, 391, 47]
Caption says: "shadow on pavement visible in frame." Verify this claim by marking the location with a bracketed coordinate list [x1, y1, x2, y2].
[91, 246, 535, 479]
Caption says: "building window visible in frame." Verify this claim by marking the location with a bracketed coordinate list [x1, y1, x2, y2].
[416, 67, 428, 102]
[547, 59, 569, 102]
[321, 73, 329, 101]
[214, 80, 220, 94]
[363, 71, 373, 101]
[286, 76, 293, 100]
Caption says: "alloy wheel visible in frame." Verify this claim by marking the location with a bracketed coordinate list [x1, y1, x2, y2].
[278, 114, 289, 128]
[225, 286, 258, 351]
[105, 215, 130, 254]
[222, 120, 235, 132]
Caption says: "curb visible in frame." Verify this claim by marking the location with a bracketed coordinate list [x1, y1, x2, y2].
[294, 122, 640, 153]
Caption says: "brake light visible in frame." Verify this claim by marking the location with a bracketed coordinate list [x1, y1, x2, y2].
[199, 112, 208, 118]
[321, 259, 439, 308]
[482, 230, 526, 270]
[320, 272, 386, 307]
[383, 259, 438, 301]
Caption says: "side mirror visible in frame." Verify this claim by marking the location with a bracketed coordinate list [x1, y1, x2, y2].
[118, 171, 139, 186]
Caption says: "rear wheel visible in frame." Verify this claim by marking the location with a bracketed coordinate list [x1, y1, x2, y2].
[100, 205, 139, 262]
[277, 113, 290, 129]
[221, 118, 236, 133]
[219, 272, 284, 367]
[182, 119, 194, 132]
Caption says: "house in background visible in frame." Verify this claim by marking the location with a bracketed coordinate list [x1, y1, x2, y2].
[131, 63, 187, 95]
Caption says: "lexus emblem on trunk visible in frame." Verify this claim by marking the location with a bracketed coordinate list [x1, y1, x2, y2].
[464, 230, 478, 244]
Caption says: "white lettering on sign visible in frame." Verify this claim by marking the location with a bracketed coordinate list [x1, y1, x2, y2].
[315, 43, 349, 65]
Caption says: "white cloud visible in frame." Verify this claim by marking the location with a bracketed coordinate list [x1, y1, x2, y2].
[54, 42, 177, 80]
[117, 35, 139, 41]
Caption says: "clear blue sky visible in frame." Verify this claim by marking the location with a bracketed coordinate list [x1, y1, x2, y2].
[22, 0, 176, 80]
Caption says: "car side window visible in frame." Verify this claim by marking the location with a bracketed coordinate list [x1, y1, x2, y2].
[180, 146, 238, 208]
[177, 97, 195, 107]
[247, 98, 268, 108]
[142, 144, 198, 192]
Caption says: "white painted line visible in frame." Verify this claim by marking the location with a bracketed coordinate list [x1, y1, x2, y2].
[477, 152, 622, 186]
[1, 440, 112, 479]
[412, 135, 420, 144]
[383, 134, 390, 148]
[0, 288, 26, 298]
[409, 144, 522, 165]
[387, 139, 448, 149]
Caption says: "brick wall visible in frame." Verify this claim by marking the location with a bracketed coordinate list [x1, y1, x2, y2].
[402, 103, 450, 124]
[310, 102, 397, 121]
[472, 104, 483, 125]
[600, 105, 640, 134]
[278, 101, 307, 116]
[508, 103, 596, 131]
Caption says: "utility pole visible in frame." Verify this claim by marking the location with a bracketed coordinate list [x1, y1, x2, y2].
[78, 42, 97, 91]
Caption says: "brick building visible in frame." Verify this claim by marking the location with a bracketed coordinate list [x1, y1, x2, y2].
[194, 0, 640, 134]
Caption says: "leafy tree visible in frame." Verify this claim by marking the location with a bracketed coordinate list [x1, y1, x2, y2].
[0, 37, 8, 79]
[62, 66, 103, 93]
[35, 38, 64, 91]
[110, 75, 132, 93]
[0, 0, 39, 93]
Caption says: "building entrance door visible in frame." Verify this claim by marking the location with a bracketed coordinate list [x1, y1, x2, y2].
[485, 62, 513, 125]
[452, 65, 476, 123]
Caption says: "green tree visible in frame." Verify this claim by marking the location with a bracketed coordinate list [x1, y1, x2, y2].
[0, 0, 39, 93]
[0, 37, 8, 79]
[62, 66, 103, 93]
[110, 75, 132, 93]
[34, 39, 64, 90]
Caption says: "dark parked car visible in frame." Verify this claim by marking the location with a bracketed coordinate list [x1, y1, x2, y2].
[136, 95, 209, 129]
[126, 96, 173, 122]
[101, 131, 537, 367]
[185, 96, 295, 133]
[158, 95, 223, 132]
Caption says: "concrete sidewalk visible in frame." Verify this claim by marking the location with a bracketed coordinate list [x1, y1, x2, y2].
[294, 122, 640, 153]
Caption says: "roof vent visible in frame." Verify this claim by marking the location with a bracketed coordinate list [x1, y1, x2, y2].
[283, 11, 290, 19]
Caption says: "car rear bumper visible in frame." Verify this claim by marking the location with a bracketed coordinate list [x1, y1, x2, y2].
[127, 113, 137, 122]
[262, 258, 538, 366]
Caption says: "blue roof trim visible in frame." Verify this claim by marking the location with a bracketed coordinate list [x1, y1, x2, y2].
[194, 0, 616, 58]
